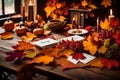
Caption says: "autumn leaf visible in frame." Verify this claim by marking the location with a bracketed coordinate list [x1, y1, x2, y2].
[111, 18, 119, 27]
[56, 48, 73, 58]
[40, 48, 61, 57]
[72, 52, 86, 60]
[100, 18, 110, 30]
[88, 4, 97, 9]
[81, 0, 88, 7]
[98, 46, 107, 54]
[1, 32, 13, 40]
[57, 57, 79, 70]
[24, 50, 37, 59]
[59, 16, 66, 20]
[44, 6, 56, 17]
[31, 55, 54, 65]
[51, 13, 57, 19]
[5, 50, 24, 61]
[101, 0, 112, 8]
[17, 41, 35, 51]
[88, 58, 104, 69]
[56, 3, 61, 9]
[21, 32, 36, 41]
[83, 35, 97, 55]
[100, 58, 119, 70]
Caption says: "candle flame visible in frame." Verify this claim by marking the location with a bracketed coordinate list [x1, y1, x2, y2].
[29, 0, 33, 5]
[110, 9, 113, 15]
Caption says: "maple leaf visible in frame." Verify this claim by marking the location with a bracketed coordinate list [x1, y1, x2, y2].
[56, 48, 73, 58]
[31, 55, 54, 65]
[1, 32, 13, 40]
[72, 52, 86, 60]
[56, 3, 61, 9]
[100, 18, 110, 30]
[88, 4, 97, 9]
[101, 0, 112, 8]
[24, 50, 37, 59]
[51, 13, 57, 19]
[5, 50, 24, 61]
[88, 58, 104, 69]
[17, 41, 35, 51]
[44, 6, 56, 17]
[83, 35, 97, 55]
[57, 57, 79, 70]
[21, 32, 36, 41]
[59, 16, 66, 20]
[81, 0, 88, 7]
[100, 58, 119, 70]
[40, 48, 60, 57]
[98, 46, 107, 54]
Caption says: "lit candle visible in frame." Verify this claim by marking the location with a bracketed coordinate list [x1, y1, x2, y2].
[109, 9, 114, 24]
[28, 0, 34, 21]
[72, 17, 76, 29]
[80, 13, 84, 28]
[97, 17, 99, 33]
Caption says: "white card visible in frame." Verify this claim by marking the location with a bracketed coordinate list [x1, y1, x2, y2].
[79, 53, 96, 64]
[67, 56, 79, 64]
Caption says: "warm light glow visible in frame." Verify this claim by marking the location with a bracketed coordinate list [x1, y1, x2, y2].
[110, 9, 113, 15]
[29, 0, 33, 5]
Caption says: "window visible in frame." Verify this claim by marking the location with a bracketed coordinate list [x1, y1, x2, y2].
[0, 0, 20, 17]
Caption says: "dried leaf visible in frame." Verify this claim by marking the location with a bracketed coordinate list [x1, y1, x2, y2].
[44, 6, 56, 17]
[88, 58, 104, 69]
[83, 35, 97, 55]
[101, 0, 112, 8]
[17, 41, 35, 51]
[24, 50, 37, 59]
[57, 57, 79, 70]
[98, 46, 107, 54]
[5, 50, 24, 61]
[88, 4, 97, 9]
[100, 18, 110, 30]
[40, 48, 60, 57]
[31, 55, 54, 65]
[1, 32, 13, 40]
[72, 52, 86, 60]
[21, 32, 36, 41]
[81, 0, 88, 7]
[100, 58, 119, 70]
[56, 48, 73, 58]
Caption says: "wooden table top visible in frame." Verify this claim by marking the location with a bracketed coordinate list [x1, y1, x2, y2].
[0, 27, 120, 80]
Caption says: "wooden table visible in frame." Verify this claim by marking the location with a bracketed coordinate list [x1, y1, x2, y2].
[0, 28, 120, 80]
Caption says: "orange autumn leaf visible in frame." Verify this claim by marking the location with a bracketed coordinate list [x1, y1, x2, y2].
[101, 0, 112, 8]
[88, 58, 104, 69]
[40, 48, 61, 57]
[98, 46, 107, 54]
[100, 18, 111, 30]
[83, 35, 97, 55]
[21, 32, 36, 41]
[100, 58, 119, 70]
[56, 48, 73, 58]
[31, 55, 54, 65]
[59, 16, 66, 20]
[81, 0, 88, 7]
[56, 3, 61, 9]
[1, 32, 13, 40]
[57, 57, 79, 70]
[51, 13, 57, 19]
[17, 41, 35, 51]
[88, 4, 97, 9]
[44, 6, 56, 17]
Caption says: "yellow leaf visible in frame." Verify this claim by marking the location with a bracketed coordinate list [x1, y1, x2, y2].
[89, 58, 104, 69]
[52, 13, 57, 19]
[22, 32, 36, 41]
[81, 0, 88, 7]
[1, 32, 13, 40]
[44, 6, 56, 17]
[100, 18, 110, 30]
[56, 48, 73, 58]
[56, 3, 61, 9]
[24, 50, 37, 58]
[98, 46, 107, 54]
[32, 55, 54, 65]
[101, 0, 112, 8]
[88, 4, 97, 9]
[83, 35, 97, 55]
[59, 16, 66, 20]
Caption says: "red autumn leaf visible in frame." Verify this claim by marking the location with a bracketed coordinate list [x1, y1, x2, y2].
[100, 58, 119, 70]
[5, 50, 24, 61]
[72, 52, 86, 60]
[12, 45, 18, 50]
[111, 18, 119, 27]
[85, 26, 92, 33]
[57, 57, 79, 70]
